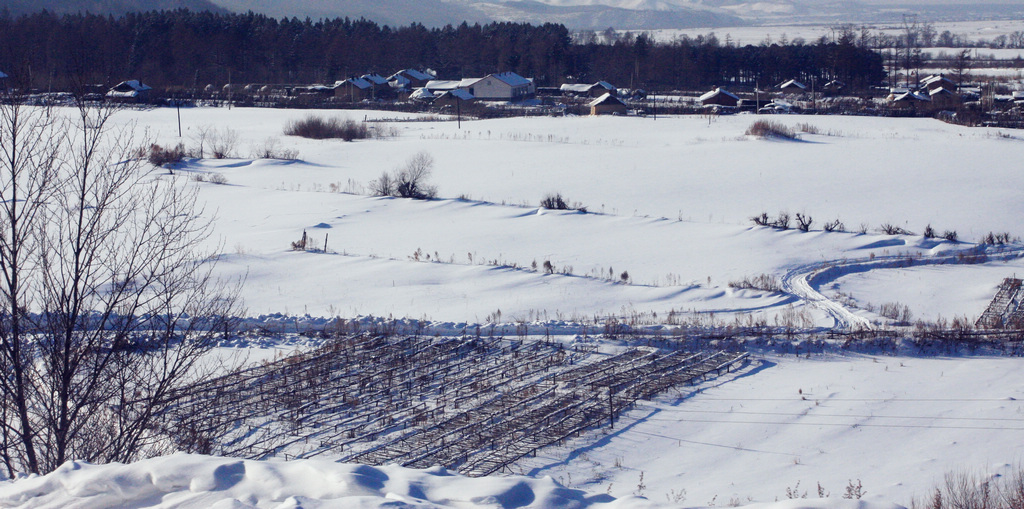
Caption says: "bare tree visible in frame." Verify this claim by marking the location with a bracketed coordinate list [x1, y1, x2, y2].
[0, 98, 240, 475]
[394, 151, 437, 200]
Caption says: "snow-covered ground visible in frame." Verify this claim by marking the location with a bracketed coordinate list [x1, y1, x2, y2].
[3, 106, 1023, 508]
[105, 107, 1024, 328]
[3, 353, 1023, 508]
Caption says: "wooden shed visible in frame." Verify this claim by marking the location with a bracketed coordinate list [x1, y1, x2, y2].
[699, 87, 739, 107]
[588, 93, 627, 115]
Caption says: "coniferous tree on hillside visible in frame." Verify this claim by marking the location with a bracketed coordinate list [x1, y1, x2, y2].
[0, 9, 883, 93]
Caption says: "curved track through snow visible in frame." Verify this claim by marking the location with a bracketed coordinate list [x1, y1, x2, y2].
[781, 246, 1024, 330]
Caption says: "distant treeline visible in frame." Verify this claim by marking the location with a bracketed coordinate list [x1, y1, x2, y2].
[0, 9, 883, 93]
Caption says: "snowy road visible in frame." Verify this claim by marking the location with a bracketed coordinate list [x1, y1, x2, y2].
[782, 245, 1024, 329]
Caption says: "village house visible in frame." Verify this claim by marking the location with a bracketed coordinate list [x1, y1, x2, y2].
[928, 87, 961, 108]
[388, 69, 435, 90]
[588, 93, 627, 115]
[699, 87, 740, 107]
[778, 79, 807, 94]
[889, 90, 930, 110]
[423, 72, 534, 102]
[463, 72, 535, 102]
[433, 89, 474, 109]
[334, 77, 373, 101]
[360, 73, 393, 99]
[560, 81, 617, 98]
[823, 80, 845, 95]
[921, 74, 957, 93]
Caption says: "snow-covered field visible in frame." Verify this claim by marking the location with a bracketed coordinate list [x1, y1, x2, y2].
[104, 107, 1024, 328]
[2, 106, 1024, 508]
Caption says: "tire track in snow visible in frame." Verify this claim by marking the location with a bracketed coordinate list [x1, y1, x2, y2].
[782, 246, 1024, 330]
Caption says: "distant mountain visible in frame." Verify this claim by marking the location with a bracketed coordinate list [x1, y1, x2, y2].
[206, 0, 744, 29]
[0, 0, 228, 16]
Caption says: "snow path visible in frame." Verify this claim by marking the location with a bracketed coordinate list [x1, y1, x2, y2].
[783, 246, 1024, 329]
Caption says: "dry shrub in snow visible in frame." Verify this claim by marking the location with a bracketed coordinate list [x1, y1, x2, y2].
[879, 223, 913, 236]
[284, 115, 368, 141]
[145, 142, 186, 167]
[795, 212, 813, 232]
[252, 137, 299, 160]
[746, 120, 797, 139]
[879, 302, 913, 324]
[541, 193, 587, 212]
[210, 127, 239, 158]
[823, 219, 845, 232]
[912, 467, 1024, 509]
[728, 273, 782, 292]
[369, 152, 437, 200]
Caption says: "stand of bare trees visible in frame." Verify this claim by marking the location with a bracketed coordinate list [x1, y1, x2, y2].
[0, 97, 240, 476]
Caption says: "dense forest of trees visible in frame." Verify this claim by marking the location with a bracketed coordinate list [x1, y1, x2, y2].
[0, 9, 883, 94]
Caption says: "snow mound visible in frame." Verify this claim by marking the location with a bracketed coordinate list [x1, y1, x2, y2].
[0, 453, 659, 508]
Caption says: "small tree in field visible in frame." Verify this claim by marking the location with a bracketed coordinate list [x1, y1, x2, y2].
[394, 151, 437, 199]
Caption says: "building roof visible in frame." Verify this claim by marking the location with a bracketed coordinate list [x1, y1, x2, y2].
[929, 87, 957, 97]
[440, 89, 474, 101]
[361, 73, 388, 85]
[107, 80, 152, 98]
[0, 71, 7, 79]
[560, 81, 617, 94]
[408, 87, 435, 100]
[424, 80, 464, 91]
[560, 83, 592, 93]
[699, 87, 739, 102]
[892, 91, 930, 102]
[922, 74, 955, 86]
[587, 93, 625, 107]
[779, 79, 806, 90]
[488, 72, 531, 87]
[341, 77, 373, 90]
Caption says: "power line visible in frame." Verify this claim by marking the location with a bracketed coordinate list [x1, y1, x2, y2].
[659, 408, 1024, 422]
[691, 397, 1019, 402]
[639, 417, 1024, 431]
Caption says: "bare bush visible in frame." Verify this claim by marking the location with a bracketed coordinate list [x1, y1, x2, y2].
[284, 115, 369, 141]
[728, 273, 782, 292]
[774, 211, 791, 230]
[145, 142, 186, 168]
[369, 171, 394, 197]
[796, 122, 821, 134]
[843, 480, 865, 500]
[823, 219, 845, 232]
[982, 232, 1014, 245]
[795, 212, 813, 232]
[394, 151, 437, 199]
[943, 230, 959, 242]
[879, 302, 913, 324]
[910, 468, 1024, 509]
[208, 173, 228, 185]
[210, 127, 239, 158]
[880, 223, 913, 235]
[923, 224, 936, 239]
[751, 211, 770, 227]
[541, 193, 569, 210]
[746, 120, 797, 139]
[541, 193, 586, 212]
[252, 137, 299, 160]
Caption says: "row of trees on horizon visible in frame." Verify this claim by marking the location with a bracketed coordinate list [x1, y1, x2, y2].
[0, 9, 883, 94]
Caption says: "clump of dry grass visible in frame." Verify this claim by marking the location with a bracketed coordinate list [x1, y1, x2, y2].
[746, 119, 797, 139]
